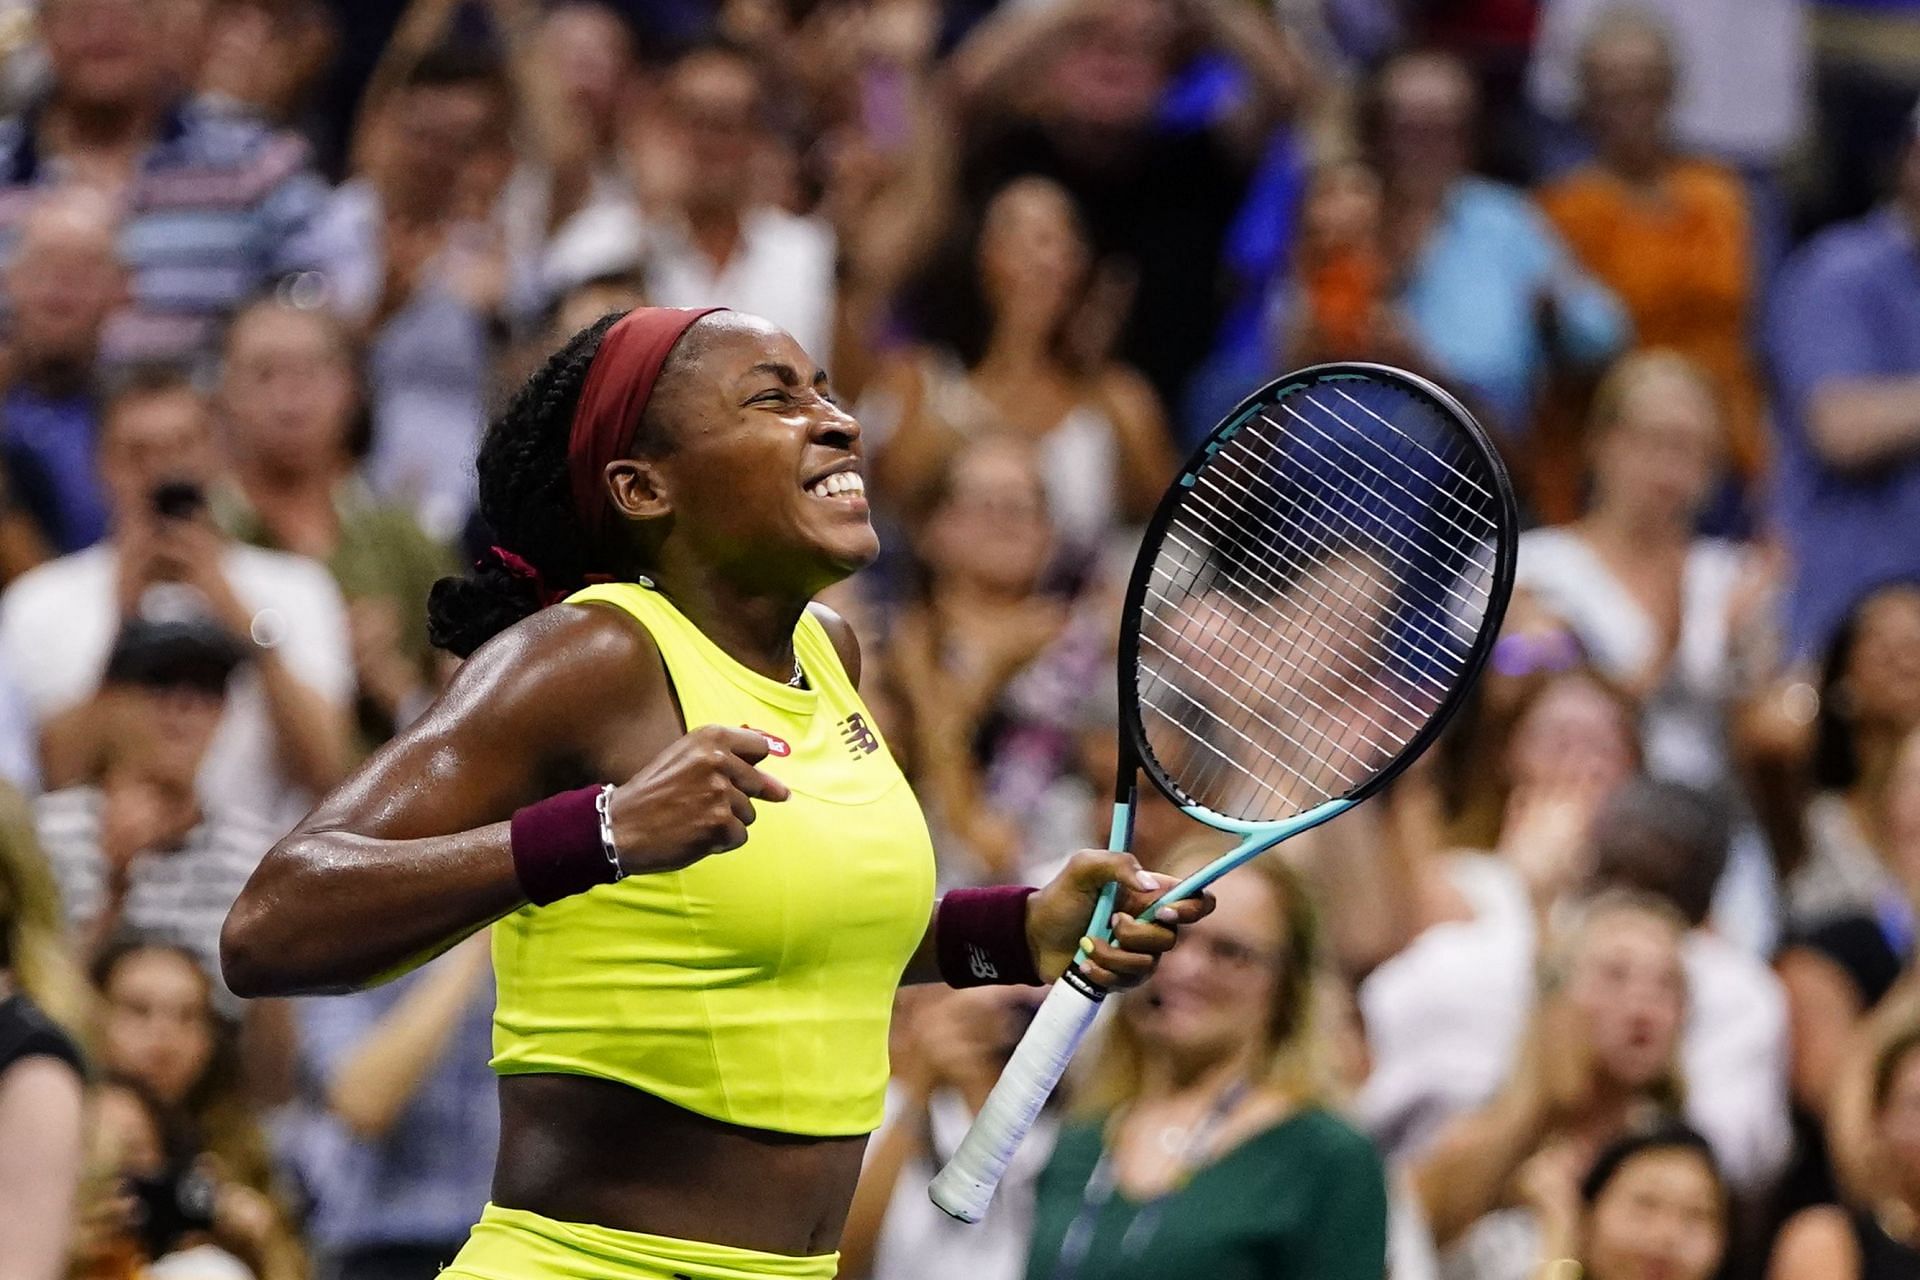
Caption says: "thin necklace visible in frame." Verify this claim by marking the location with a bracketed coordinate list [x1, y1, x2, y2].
[786, 660, 806, 689]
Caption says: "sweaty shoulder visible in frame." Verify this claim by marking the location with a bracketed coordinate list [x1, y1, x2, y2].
[807, 600, 862, 687]
[427, 600, 671, 763]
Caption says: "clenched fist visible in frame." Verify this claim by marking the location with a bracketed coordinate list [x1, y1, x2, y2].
[606, 725, 790, 875]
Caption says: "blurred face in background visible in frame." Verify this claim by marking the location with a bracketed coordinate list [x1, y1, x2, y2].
[919, 438, 1054, 598]
[977, 178, 1091, 335]
[1126, 866, 1290, 1070]
[100, 948, 215, 1107]
[219, 303, 358, 480]
[378, 80, 503, 221]
[1564, 905, 1686, 1093]
[105, 672, 226, 795]
[1505, 672, 1639, 794]
[1582, 1146, 1726, 1280]
[1579, 20, 1677, 163]
[1589, 358, 1723, 528]
[666, 50, 763, 215]
[4, 189, 124, 370]
[1377, 53, 1475, 192]
[1843, 585, 1920, 740]
[41, 0, 166, 110]
[97, 387, 220, 528]
[539, 3, 634, 142]
[1046, 0, 1175, 132]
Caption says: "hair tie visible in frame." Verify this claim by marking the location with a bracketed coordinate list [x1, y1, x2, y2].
[488, 545, 565, 608]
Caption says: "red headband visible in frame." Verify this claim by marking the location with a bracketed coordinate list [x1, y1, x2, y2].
[567, 306, 725, 543]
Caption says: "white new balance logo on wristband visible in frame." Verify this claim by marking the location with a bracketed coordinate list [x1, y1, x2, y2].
[967, 944, 998, 981]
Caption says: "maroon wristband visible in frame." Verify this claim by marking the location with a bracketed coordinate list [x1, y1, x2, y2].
[936, 885, 1043, 988]
[509, 786, 615, 906]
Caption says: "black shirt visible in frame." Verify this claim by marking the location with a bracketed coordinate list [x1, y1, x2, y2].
[0, 990, 83, 1080]
[963, 116, 1254, 408]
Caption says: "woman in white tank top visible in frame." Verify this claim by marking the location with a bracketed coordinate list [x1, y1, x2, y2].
[860, 178, 1176, 558]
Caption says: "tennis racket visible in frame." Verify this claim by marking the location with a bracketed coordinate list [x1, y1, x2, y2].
[927, 362, 1518, 1222]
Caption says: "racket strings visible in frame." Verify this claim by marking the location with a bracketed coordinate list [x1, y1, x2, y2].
[1135, 382, 1504, 823]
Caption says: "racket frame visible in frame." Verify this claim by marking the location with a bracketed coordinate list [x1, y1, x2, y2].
[932, 363, 1517, 1223]
[1079, 362, 1517, 954]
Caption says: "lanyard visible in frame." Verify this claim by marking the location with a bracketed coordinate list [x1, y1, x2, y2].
[1047, 1080, 1252, 1280]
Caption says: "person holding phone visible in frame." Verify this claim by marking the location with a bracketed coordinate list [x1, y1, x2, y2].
[0, 369, 354, 828]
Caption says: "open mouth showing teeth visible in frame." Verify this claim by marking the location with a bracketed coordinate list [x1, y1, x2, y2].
[806, 472, 866, 500]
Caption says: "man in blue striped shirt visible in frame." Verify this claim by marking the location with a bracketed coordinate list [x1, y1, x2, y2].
[0, 0, 329, 371]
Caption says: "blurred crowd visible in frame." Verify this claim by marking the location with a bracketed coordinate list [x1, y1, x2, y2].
[0, 0, 1918, 1278]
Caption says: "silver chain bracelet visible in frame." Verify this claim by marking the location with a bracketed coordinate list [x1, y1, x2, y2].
[594, 784, 624, 882]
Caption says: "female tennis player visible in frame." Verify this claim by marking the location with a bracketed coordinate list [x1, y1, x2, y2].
[219, 306, 1212, 1280]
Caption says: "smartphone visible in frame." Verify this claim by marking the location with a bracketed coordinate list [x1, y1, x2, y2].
[128, 1163, 218, 1260]
[150, 479, 206, 521]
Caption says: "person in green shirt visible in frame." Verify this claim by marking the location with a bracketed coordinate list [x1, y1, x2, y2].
[214, 295, 458, 754]
[1025, 845, 1389, 1280]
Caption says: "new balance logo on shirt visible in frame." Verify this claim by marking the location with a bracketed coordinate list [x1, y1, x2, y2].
[839, 712, 880, 757]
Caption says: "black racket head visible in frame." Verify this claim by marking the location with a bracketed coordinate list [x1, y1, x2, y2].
[1118, 363, 1518, 826]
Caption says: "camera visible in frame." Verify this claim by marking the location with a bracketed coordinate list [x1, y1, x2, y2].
[150, 479, 206, 521]
[127, 1161, 219, 1260]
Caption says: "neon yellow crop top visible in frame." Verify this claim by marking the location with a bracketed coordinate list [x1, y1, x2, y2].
[489, 582, 937, 1137]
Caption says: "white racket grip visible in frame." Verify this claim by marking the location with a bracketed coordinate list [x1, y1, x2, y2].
[928, 974, 1104, 1223]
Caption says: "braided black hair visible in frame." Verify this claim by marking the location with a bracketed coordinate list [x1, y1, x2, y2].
[427, 314, 621, 658]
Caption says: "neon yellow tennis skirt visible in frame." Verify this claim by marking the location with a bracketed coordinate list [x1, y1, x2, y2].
[441, 1204, 839, 1280]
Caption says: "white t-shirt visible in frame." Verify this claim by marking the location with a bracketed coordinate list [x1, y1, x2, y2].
[1358, 856, 1791, 1193]
[644, 207, 837, 366]
[0, 542, 354, 833]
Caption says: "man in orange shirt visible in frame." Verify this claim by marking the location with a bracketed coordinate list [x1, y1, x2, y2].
[1536, 10, 1764, 486]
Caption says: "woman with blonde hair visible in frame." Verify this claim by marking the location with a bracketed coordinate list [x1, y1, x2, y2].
[1023, 845, 1388, 1280]
[1515, 349, 1770, 793]
[0, 782, 90, 1279]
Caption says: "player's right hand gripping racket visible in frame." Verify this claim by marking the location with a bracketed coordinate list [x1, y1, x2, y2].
[928, 363, 1518, 1222]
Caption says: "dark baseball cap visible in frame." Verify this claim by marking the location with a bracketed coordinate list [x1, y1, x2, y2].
[102, 618, 248, 694]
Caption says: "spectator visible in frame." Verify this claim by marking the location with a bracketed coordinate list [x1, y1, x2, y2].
[1412, 891, 1689, 1280]
[0, 368, 353, 830]
[215, 296, 456, 751]
[842, 986, 1053, 1280]
[69, 1076, 254, 1280]
[1585, 778, 1794, 1198]
[290, 931, 495, 1280]
[1768, 109, 1920, 658]
[1783, 582, 1920, 928]
[1023, 850, 1389, 1280]
[306, 43, 514, 541]
[1365, 51, 1628, 445]
[639, 42, 837, 364]
[34, 618, 272, 980]
[1536, 13, 1766, 489]
[0, 185, 123, 554]
[0, 780, 87, 1280]
[495, 0, 648, 311]
[0, 0, 329, 370]
[1526, 1121, 1730, 1280]
[884, 435, 1115, 884]
[953, 0, 1304, 410]
[92, 938, 301, 1280]
[1774, 724, 1920, 1210]
[1514, 352, 1762, 790]
[1770, 1022, 1920, 1278]
[869, 177, 1177, 555]
[197, 0, 336, 135]
[1528, 0, 1810, 181]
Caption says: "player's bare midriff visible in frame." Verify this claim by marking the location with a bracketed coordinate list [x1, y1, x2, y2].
[493, 1072, 869, 1257]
